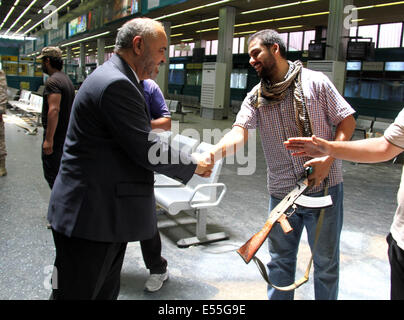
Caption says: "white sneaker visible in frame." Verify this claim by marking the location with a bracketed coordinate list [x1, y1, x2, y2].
[144, 270, 169, 292]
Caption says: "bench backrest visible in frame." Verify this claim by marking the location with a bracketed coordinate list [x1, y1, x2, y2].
[19, 89, 31, 103]
[171, 134, 198, 155]
[7, 87, 19, 100]
[186, 141, 223, 202]
[165, 99, 171, 110]
[169, 100, 180, 113]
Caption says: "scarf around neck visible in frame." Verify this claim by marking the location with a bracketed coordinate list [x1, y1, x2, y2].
[252, 60, 313, 137]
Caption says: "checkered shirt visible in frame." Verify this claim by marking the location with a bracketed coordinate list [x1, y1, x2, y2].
[233, 68, 356, 198]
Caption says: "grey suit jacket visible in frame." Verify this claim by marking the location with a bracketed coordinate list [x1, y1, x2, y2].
[47, 54, 197, 242]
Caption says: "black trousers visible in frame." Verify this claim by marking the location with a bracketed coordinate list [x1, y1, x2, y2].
[51, 229, 127, 300]
[41, 146, 63, 189]
[387, 233, 404, 300]
[140, 230, 167, 274]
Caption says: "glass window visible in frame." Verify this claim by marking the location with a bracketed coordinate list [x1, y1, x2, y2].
[205, 40, 211, 55]
[239, 37, 246, 54]
[169, 44, 175, 58]
[181, 46, 187, 57]
[230, 69, 248, 89]
[211, 40, 218, 55]
[279, 33, 288, 50]
[169, 69, 185, 85]
[187, 42, 195, 57]
[289, 31, 303, 51]
[378, 23, 403, 48]
[303, 30, 315, 51]
[358, 25, 378, 44]
[186, 70, 202, 86]
[233, 37, 239, 54]
[174, 47, 181, 57]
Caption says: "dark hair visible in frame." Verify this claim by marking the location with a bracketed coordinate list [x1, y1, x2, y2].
[44, 56, 63, 71]
[247, 29, 287, 59]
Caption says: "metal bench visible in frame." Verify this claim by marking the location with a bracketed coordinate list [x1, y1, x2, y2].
[354, 115, 375, 139]
[154, 139, 228, 248]
[8, 90, 42, 129]
[168, 100, 193, 122]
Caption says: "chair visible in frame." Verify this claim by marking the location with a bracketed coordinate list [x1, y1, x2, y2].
[154, 141, 228, 247]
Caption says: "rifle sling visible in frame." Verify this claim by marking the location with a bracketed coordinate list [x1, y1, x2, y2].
[252, 185, 329, 292]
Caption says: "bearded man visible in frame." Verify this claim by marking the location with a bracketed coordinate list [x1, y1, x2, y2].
[37, 46, 75, 189]
[205, 29, 356, 300]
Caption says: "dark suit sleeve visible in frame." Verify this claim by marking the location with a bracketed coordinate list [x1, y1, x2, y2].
[99, 79, 196, 183]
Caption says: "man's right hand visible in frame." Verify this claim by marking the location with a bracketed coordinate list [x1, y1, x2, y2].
[193, 152, 215, 177]
[43, 139, 54, 155]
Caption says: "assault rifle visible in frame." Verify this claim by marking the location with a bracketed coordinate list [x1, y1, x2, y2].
[237, 167, 333, 264]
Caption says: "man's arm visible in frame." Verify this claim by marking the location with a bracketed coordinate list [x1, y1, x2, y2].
[43, 93, 61, 155]
[305, 114, 356, 186]
[151, 117, 171, 131]
[208, 125, 249, 162]
[285, 135, 403, 163]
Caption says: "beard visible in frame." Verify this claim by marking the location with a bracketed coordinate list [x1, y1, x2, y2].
[42, 63, 48, 75]
[258, 60, 277, 82]
[255, 51, 277, 82]
[142, 53, 159, 80]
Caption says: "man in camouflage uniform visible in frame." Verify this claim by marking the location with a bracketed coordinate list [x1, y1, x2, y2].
[0, 69, 7, 176]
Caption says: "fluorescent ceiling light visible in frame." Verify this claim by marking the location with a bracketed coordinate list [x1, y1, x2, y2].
[60, 31, 111, 47]
[278, 25, 304, 30]
[241, 0, 319, 15]
[171, 33, 183, 37]
[155, 0, 230, 21]
[353, 1, 404, 10]
[4, 0, 40, 35]
[235, 11, 329, 27]
[0, 34, 35, 40]
[234, 30, 256, 36]
[24, 0, 74, 35]
[0, 0, 20, 30]
[38, 0, 56, 14]
[172, 17, 219, 29]
[12, 19, 31, 36]
[196, 27, 219, 33]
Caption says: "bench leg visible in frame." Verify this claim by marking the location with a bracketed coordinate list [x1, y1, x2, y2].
[176, 209, 228, 248]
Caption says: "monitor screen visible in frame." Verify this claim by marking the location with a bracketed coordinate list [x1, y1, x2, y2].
[346, 61, 362, 71]
[385, 62, 404, 72]
[192, 48, 205, 62]
[347, 41, 374, 61]
[68, 15, 87, 37]
[308, 43, 325, 60]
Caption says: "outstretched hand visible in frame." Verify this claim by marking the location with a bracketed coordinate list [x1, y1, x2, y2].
[193, 151, 215, 177]
[284, 135, 330, 158]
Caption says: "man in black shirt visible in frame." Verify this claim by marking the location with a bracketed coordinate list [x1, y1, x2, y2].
[38, 46, 75, 189]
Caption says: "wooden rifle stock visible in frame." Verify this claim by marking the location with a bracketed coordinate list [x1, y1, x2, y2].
[237, 178, 309, 264]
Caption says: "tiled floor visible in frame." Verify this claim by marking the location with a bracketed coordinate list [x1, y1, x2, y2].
[0, 110, 401, 300]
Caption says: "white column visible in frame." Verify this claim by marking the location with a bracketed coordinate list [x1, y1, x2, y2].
[326, 0, 353, 61]
[97, 38, 105, 66]
[217, 6, 235, 119]
[155, 21, 171, 97]
[79, 42, 86, 82]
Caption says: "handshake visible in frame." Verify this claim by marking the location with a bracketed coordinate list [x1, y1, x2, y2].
[192, 151, 216, 178]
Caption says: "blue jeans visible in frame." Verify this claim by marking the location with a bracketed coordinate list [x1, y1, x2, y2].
[267, 183, 344, 300]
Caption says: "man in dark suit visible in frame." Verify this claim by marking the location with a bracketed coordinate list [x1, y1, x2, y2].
[47, 17, 212, 300]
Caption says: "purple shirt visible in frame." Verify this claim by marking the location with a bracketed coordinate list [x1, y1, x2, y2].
[141, 79, 171, 120]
